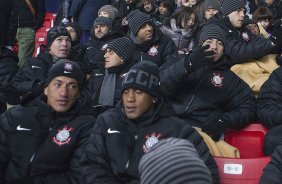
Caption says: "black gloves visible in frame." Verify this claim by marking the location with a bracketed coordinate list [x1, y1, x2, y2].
[202, 115, 229, 141]
[270, 26, 282, 51]
[7, 177, 34, 184]
[184, 45, 214, 73]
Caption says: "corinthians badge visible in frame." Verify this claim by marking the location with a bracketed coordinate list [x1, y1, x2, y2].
[143, 132, 162, 153]
[148, 45, 159, 56]
[211, 73, 224, 87]
[52, 125, 73, 146]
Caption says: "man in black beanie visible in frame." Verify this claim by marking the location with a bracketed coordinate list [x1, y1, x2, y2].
[80, 60, 220, 183]
[160, 24, 256, 141]
[83, 16, 123, 74]
[0, 59, 96, 184]
[81, 37, 136, 114]
[126, 10, 177, 67]
[206, 0, 282, 65]
[11, 26, 72, 104]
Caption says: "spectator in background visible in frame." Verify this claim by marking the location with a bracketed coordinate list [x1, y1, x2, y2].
[11, 26, 72, 104]
[139, 0, 157, 16]
[160, 6, 198, 54]
[151, 0, 174, 26]
[8, 0, 45, 66]
[0, 0, 13, 52]
[139, 138, 212, 184]
[80, 60, 219, 184]
[83, 16, 122, 74]
[203, 0, 221, 21]
[259, 0, 282, 27]
[253, 6, 273, 34]
[0, 59, 96, 184]
[126, 10, 177, 67]
[65, 22, 86, 64]
[69, 0, 109, 44]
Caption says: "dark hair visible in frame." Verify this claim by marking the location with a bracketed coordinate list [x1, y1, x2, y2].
[173, 6, 197, 29]
[253, 6, 273, 22]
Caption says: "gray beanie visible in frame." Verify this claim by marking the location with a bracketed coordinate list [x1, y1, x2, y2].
[199, 24, 226, 46]
[139, 138, 212, 184]
[221, 0, 245, 16]
[98, 5, 118, 20]
[107, 37, 135, 63]
[204, 0, 221, 12]
[127, 10, 151, 36]
[93, 16, 112, 30]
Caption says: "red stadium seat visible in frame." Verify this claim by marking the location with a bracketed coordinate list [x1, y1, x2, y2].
[214, 123, 270, 184]
[224, 123, 269, 158]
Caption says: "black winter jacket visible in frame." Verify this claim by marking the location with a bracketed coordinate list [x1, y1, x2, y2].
[257, 67, 282, 128]
[160, 57, 256, 129]
[207, 17, 274, 65]
[0, 97, 96, 183]
[260, 141, 282, 184]
[81, 96, 219, 184]
[83, 33, 122, 74]
[131, 25, 178, 67]
[11, 52, 53, 95]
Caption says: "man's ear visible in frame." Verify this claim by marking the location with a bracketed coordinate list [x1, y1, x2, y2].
[44, 87, 48, 96]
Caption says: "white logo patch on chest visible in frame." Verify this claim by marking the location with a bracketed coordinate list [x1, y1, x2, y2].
[148, 45, 159, 56]
[143, 132, 161, 153]
[211, 73, 224, 87]
[52, 125, 73, 146]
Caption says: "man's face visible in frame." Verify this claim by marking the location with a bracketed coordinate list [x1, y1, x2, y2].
[98, 11, 110, 19]
[264, 0, 274, 5]
[228, 8, 245, 28]
[205, 8, 219, 20]
[66, 26, 78, 42]
[104, 48, 124, 68]
[123, 88, 154, 119]
[202, 38, 224, 62]
[94, 24, 110, 39]
[136, 23, 153, 42]
[49, 36, 71, 60]
[44, 76, 79, 112]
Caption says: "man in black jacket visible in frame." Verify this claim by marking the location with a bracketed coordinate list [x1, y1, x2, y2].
[207, 0, 282, 65]
[81, 60, 219, 184]
[11, 26, 72, 103]
[0, 59, 96, 184]
[160, 24, 256, 141]
[126, 10, 177, 67]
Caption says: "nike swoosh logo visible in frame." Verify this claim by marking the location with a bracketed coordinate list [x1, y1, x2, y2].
[64, 71, 71, 74]
[229, 30, 233, 33]
[95, 73, 103, 76]
[31, 65, 41, 69]
[107, 128, 121, 134]
[17, 125, 31, 131]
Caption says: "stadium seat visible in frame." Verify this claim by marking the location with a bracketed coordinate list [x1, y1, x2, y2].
[214, 123, 270, 184]
[224, 123, 269, 158]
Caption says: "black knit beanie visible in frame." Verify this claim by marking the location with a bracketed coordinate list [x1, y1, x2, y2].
[127, 10, 151, 36]
[66, 22, 83, 41]
[199, 24, 226, 46]
[107, 37, 135, 63]
[122, 60, 160, 97]
[45, 59, 83, 89]
[204, 0, 221, 12]
[93, 16, 112, 30]
[47, 26, 71, 49]
[139, 138, 212, 184]
[221, 0, 245, 16]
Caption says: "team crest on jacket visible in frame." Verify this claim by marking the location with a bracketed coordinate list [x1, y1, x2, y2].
[242, 32, 250, 41]
[52, 125, 73, 146]
[101, 44, 108, 50]
[211, 73, 224, 87]
[148, 45, 159, 56]
[143, 132, 162, 153]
